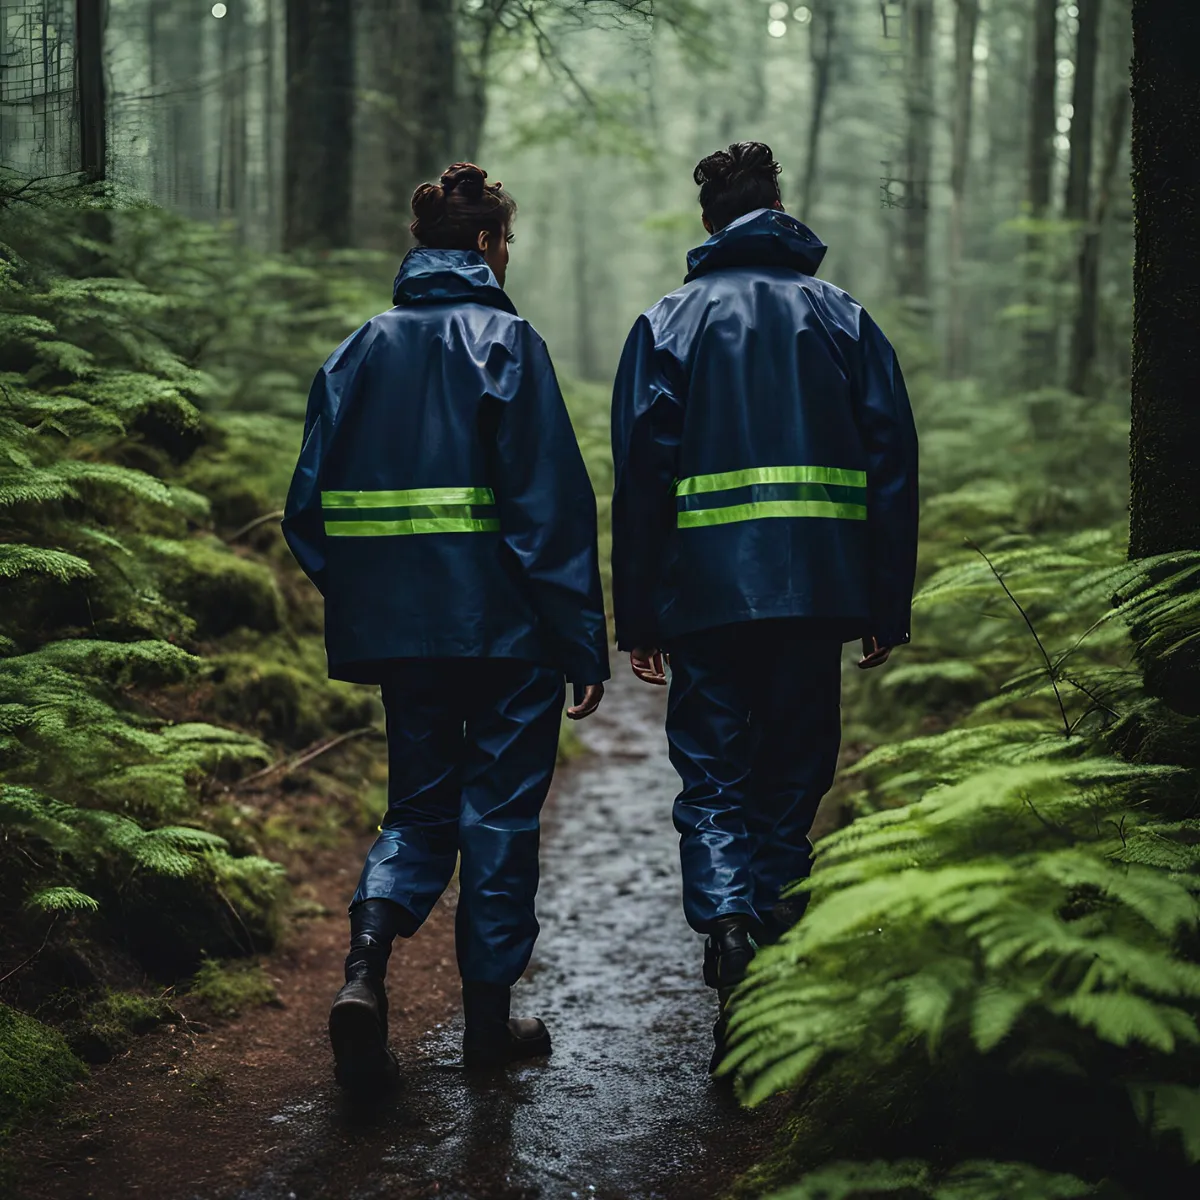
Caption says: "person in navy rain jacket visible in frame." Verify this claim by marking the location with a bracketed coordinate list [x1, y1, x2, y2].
[283, 163, 609, 1090]
[610, 142, 919, 1070]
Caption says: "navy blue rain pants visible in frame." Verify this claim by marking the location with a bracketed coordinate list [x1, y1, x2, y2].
[352, 659, 565, 986]
[665, 620, 843, 933]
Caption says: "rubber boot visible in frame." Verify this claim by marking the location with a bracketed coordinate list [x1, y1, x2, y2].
[705, 914, 756, 1075]
[329, 899, 407, 1092]
[461, 982, 551, 1070]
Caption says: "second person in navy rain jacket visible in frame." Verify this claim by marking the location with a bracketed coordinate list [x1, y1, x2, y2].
[283, 162, 609, 1091]
[611, 142, 919, 1072]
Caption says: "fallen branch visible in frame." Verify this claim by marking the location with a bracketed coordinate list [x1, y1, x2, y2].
[232, 726, 383, 792]
[227, 509, 285, 543]
[0, 915, 59, 985]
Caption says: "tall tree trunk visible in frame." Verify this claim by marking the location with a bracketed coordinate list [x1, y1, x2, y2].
[355, 0, 455, 252]
[217, 3, 249, 234]
[799, 3, 838, 218]
[1067, 82, 1128, 396]
[946, 0, 981, 378]
[1064, 0, 1102, 220]
[76, 0, 107, 182]
[1128, 0, 1200, 557]
[284, 0, 354, 251]
[1022, 0, 1060, 386]
[897, 0, 934, 311]
[573, 193, 600, 380]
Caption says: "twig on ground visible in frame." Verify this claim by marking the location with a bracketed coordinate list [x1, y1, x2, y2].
[0, 915, 59, 985]
[232, 726, 383, 792]
[968, 539, 1072, 738]
[227, 509, 285, 543]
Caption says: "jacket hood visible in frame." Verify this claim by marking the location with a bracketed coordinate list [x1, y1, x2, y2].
[685, 208, 828, 282]
[392, 248, 518, 314]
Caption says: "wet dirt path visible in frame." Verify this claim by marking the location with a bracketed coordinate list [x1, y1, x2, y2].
[235, 670, 783, 1200]
[14, 671, 786, 1200]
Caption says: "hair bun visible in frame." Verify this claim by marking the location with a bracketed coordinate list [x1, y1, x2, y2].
[410, 181, 447, 224]
[693, 149, 735, 188]
[440, 163, 488, 201]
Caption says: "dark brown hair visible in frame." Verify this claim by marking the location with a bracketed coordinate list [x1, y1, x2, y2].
[693, 142, 782, 232]
[409, 163, 517, 250]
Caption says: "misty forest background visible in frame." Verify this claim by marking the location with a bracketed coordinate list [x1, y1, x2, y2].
[2, 1, 1200, 1197]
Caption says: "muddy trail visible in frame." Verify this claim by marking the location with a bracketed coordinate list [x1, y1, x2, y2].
[16, 671, 788, 1200]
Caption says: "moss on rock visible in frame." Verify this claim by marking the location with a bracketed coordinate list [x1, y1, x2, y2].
[156, 537, 284, 638]
[0, 1003, 86, 1136]
[188, 959, 278, 1020]
[66, 990, 175, 1063]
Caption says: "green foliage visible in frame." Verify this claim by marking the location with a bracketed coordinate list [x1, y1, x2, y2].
[0, 195, 382, 1099]
[0, 1004, 86, 1136]
[730, 346, 1199, 1191]
[188, 959, 278, 1020]
[765, 1159, 1114, 1200]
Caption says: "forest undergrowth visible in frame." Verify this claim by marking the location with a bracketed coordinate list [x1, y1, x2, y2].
[725, 339, 1200, 1196]
[0, 188, 405, 1138]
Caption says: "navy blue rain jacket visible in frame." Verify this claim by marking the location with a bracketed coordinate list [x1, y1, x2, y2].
[282, 249, 610, 687]
[611, 208, 918, 652]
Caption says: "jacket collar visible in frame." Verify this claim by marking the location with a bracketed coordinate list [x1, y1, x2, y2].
[392, 248, 518, 314]
[684, 208, 828, 282]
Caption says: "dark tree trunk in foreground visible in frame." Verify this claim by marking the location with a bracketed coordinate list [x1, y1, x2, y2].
[1023, 0, 1059, 386]
[285, 0, 354, 250]
[946, 0, 980, 378]
[76, 0, 107, 181]
[1129, 0, 1200, 557]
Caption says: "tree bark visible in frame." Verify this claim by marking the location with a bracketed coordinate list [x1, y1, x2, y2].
[76, 0, 107, 182]
[946, 0, 981, 378]
[897, 0, 934, 309]
[1022, 0, 1060, 386]
[354, 0, 456, 252]
[1064, 0, 1102, 220]
[284, 0, 354, 251]
[1128, 0, 1200, 557]
[1067, 82, 1128, 396]
[799, 3, 838, 219]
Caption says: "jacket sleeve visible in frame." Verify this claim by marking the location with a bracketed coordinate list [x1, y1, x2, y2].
[850, 311, 920, 648]
[491, 331, 611, 686]
[281, 325, 374, 595]
[610, 313, 685, 652]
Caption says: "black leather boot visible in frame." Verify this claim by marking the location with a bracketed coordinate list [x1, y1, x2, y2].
[329, 899, 410, 1092]
[704, 914, 757, 1075]
[461, 982, 551, 1070]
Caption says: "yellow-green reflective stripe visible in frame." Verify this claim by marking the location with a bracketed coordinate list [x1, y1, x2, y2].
[321, 487, 495, 508]
[325, 518, 501, 536]
[675, 466, 866, 497]
[325, 504, 491, 521]
[677, 500, 867, 529]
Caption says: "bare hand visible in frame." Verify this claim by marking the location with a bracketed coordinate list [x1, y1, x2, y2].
[567, 682, 604, 720]
[630, 647, 669, 686]
[857, 636, 892, 670]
